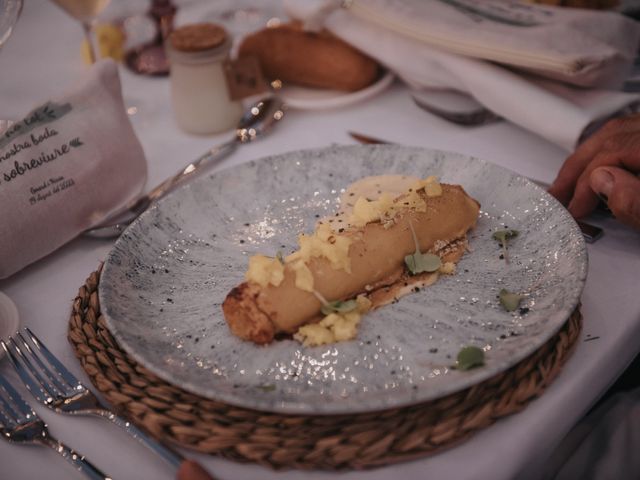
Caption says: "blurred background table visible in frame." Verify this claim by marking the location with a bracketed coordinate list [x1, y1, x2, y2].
[1, 1, 639, 479]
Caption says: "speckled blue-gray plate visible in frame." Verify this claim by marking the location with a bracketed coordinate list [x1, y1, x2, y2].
[100, 145, 587, 414]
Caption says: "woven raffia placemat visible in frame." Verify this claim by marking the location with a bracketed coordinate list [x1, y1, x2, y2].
[68, 266, 582, 470]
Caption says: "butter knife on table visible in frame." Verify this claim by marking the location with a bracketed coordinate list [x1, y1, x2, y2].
[347, 131, 603, 243]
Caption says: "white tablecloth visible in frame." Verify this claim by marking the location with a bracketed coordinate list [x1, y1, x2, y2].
[1, 2, 639, 480]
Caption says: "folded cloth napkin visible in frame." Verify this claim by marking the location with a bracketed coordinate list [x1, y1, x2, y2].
[286, 0, 640, 151]
[0, 59, 147, 279]
[343, 0, 640, 88]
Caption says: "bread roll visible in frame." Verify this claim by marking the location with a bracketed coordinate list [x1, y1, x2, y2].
[237, 22, 380, 91]
[222, 183, 480, 344]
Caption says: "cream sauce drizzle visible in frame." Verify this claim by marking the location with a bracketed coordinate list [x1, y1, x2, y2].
[318, 174, 421, 230]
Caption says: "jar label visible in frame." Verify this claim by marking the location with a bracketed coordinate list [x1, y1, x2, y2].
[223, 56, 269, 101]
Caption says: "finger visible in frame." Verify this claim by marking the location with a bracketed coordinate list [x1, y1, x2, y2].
[590, 167, 640, 230]
[548, 150, 587, 206]
[549, 137, 609, 206]
[176, 460, 217, 480]
[567, 133, 640, 218]
[567, 181, 601, 219]
[549, 115, 640, 205]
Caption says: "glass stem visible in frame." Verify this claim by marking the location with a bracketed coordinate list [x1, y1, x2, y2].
[82, 21, 96, 64]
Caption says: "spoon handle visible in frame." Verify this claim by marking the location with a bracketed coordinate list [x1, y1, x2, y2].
[83, 138, 238, 239]
[146, 138, 238, 204]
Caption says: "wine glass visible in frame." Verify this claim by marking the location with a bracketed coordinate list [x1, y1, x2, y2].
[204, 0, 284, 38]
[124, 0, 176, 76]
[0, 0, 24, 134]
[49, 0, 111, 64]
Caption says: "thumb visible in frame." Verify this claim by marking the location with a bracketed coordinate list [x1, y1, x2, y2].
[590, 166, 640, 231]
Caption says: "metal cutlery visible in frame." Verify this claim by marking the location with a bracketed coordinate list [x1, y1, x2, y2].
[84, 96, 286, 239]
[1, 327, 184, 470]
[0, 373, 109, 480]
[410, 90, 502, 126]
[348, 131, 604, 243]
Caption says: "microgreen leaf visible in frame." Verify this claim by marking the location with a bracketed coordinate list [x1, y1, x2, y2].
[492, 229, 519, 243]
[275, 251, 284, 264]
[492, 229, 519, 264]
[455, 346, 485, 371]
[320, 299, 358, 316]
[404, 220, 442, 275]
[499, 288, 523, 312]
[404, 252, 442, 275]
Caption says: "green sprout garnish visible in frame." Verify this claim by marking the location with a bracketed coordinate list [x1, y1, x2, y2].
[404, 221, 442, 275]
[455, 346, 485, 371]
[320, 299, 358, 316]
[492, 229, 519, 264]
[499, 288, 523, 312]
[313, 290, 358, 316]
[275, 251, 285, 264]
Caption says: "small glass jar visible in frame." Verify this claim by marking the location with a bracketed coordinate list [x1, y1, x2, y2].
[166, 23, 243, 135]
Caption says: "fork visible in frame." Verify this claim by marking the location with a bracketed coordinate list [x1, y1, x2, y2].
[0, 373, 109, 479]
[1, 327, 184, 469]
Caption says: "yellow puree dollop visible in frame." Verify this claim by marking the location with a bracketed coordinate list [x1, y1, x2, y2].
[294, 295, 372, 346]
[245, 255, 284, 287]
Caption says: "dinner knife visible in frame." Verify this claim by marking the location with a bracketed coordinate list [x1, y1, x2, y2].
[347, 131, 604, 243]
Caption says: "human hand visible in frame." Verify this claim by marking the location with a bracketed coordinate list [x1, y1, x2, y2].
[548, 114, 640, 230]
[176, 460, 216, 480]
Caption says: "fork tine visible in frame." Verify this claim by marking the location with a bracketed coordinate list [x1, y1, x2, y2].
[0, 374, 34, 419]
[0, 376, 111, 480]
[1, 339, 53, 404]
[15, 328, 185, 470]
[0, 381, 20, 426]
[14, 331, 71, 395]
[9, 337, 61, 399]
[24, 327, 82, 390]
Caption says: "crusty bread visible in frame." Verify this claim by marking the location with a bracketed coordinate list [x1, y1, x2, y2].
[237, 22, 380, 92]
[222, 184, 480, 344]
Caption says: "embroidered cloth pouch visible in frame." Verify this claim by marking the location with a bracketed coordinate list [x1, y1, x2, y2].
[0, 60, 147, 278]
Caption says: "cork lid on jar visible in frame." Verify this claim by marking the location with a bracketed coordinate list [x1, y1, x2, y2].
[169, 23, 227, 53]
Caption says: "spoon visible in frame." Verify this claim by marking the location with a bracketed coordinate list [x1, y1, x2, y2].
[410, 90, 502, 127]
[84, 96, 285, 239]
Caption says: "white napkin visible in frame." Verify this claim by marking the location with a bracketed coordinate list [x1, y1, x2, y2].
[285, 0, 640, 151]
[0, 60, 147, 279]
[344, 0, 640, 88]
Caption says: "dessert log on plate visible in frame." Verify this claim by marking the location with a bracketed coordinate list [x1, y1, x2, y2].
[222, 176, 480, 345]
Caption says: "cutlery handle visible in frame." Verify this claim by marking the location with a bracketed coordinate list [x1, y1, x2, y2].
[105, 411, 184, 469]
[85, 138, 239, 238]
[42, 435, 109, 480]
[144, 138, 239, 205]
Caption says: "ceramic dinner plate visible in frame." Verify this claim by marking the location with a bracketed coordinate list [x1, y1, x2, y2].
[100, 145, 587, 414]
[279, 71, 395, 110]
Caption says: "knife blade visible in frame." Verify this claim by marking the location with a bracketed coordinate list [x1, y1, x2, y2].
[348, 131, 604, 243]
[348, 131, 388, 145]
